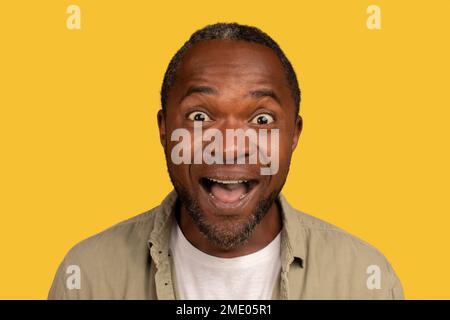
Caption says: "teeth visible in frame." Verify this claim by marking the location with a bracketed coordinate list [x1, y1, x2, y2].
[208, 178, 248, 184]
[209, 192, 247, 200]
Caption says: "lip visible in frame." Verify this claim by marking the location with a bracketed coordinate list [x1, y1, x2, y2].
[197, 172, 261, 213]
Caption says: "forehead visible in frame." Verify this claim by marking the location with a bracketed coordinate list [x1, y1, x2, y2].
[173, 39, 289, 96]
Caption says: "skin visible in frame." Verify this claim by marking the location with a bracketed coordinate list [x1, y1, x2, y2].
[158, 39, 302, 258]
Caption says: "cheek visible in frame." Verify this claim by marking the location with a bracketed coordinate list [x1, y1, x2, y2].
[167, 162, 194, 191]
[270, 130, 292, 177]
[165, 137, 193, 186]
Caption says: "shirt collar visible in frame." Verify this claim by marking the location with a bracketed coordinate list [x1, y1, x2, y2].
[147, 190, 178, 263]
[277, 193, 306, 268]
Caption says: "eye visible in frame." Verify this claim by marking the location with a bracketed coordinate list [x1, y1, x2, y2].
[250, 113, 274, 125]
[187, 111, 212, 122]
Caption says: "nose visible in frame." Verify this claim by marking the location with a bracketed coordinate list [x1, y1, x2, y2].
[215, 119, 257, 165]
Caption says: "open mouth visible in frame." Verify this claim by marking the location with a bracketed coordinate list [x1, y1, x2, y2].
[199, 177, 259, 205]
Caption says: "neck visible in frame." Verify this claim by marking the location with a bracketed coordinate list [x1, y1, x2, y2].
[177, 200, 282, 258]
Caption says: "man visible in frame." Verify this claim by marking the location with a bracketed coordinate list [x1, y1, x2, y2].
[49, 22, 404, 299]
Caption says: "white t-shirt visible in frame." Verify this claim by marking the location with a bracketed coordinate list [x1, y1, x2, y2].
[170, 219, 281, 300]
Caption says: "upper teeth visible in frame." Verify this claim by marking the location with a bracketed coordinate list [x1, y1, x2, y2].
[208, 178, 248, 184]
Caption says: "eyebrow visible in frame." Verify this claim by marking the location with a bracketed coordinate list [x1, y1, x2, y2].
[248, 89, 282, 106]
[179, 85, 282, 106]
[179, 86, 218, 103]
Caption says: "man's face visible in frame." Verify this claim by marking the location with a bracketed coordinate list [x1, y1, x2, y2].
[158, 39, 302, 250]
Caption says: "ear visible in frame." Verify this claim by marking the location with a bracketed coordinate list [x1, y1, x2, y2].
[157, 109, 167, 149]
[291, 115, 303, 152]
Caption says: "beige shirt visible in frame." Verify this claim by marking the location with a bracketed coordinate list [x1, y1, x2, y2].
[48, 190, 404, 299]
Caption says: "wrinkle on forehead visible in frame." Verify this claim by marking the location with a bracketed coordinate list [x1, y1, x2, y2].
[178, 40, 287, 85]
[166, 39, 295, 111]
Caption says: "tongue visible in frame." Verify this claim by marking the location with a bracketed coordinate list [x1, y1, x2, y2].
[210, 182, 247, 203]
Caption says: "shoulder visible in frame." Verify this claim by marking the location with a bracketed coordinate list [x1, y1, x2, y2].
[298, 209, 386, 261]
[66, 206, 157, 264]
[289, 207, 404, 299]
[48, 206, 160, 299]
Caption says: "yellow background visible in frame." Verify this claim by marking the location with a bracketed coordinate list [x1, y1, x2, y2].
[0, 0, 449, 299]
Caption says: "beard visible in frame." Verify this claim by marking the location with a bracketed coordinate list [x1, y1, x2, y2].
[169, 174, 281, 251]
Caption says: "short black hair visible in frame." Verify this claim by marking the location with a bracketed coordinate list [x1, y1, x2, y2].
[160, 22, 301, 115]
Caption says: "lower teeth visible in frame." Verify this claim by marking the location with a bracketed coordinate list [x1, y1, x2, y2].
[209, 193, 247, 200]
